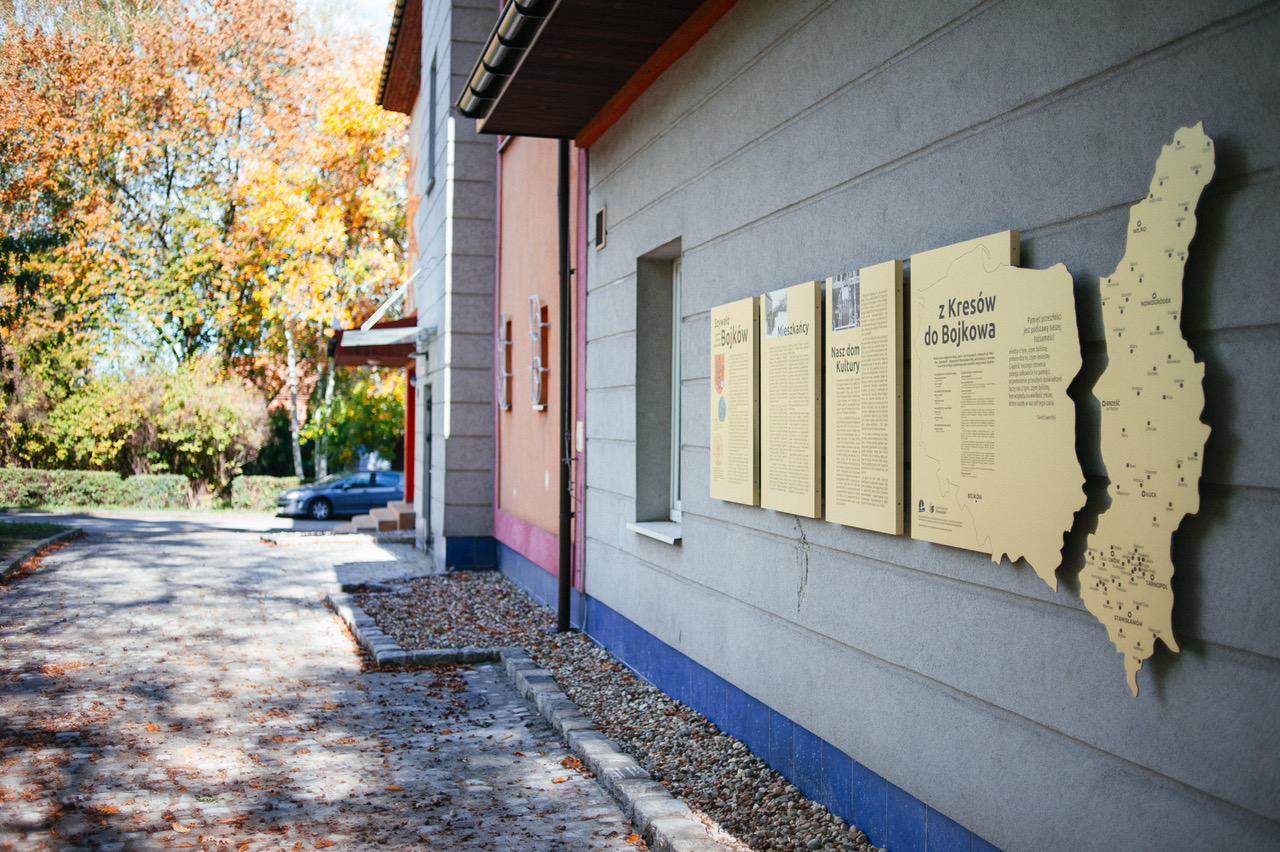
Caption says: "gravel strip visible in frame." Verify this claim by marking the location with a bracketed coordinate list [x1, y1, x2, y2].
[354, 573, 880, 852]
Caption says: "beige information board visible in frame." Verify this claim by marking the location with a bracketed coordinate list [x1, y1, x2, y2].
[710, 296, 760, 505]
[910, 231, 1085, 585]
[824, 261, 903, 534]
[1083, 123, 1214, 696]
[760, 280, 823, 518]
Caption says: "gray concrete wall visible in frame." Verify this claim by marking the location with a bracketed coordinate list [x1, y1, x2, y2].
[412, 0, 497, 562]
[582, 0, 1280, 849]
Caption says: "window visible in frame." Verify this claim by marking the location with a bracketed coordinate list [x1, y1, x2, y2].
[497, 311, 513, 411]
[529, 295, 549, 410]
[427, 56, 437, 194]
[629, 240, 683, 543]
[669, 257, 682, 522]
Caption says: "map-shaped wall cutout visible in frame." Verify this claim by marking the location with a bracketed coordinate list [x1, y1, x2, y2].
[1083, 122, 1214, 697]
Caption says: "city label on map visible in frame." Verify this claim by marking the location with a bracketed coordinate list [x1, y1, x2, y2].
[710, 296, 760, 506]
[1083, 123, 1214, 696]
[910, 231, 1085, 586]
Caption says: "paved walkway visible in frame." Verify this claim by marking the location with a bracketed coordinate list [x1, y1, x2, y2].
[0, 518, 637, 850]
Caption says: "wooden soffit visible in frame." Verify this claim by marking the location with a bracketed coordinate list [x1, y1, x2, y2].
[378, 0, 422, 115]
[464, 0, 739, 146]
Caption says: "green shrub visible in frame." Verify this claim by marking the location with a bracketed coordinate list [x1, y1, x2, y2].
[0, 468, 190, 509]
[230, 475, 300, 512]
[0, 468, 130, 507]
[123, 474, 191, 509]
[42, 470, 132, 506]
[0, 468, 47, 508]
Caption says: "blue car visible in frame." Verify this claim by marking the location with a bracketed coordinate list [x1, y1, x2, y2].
[276, 470, 405, 520]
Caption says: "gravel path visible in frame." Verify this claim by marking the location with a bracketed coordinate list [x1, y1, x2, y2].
[355, 573, 880, 852]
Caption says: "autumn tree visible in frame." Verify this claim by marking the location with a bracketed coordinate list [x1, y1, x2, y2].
[0, 0, 407, 478]
[231, 53, 406, 477]
[302, 367, 405, 473]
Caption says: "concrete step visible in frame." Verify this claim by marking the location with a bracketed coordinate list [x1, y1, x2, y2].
[385, 501, 416, 529]
[351, 514, 378, 531]
[369, 507, 401, 532]
[332, 522, 357, 534]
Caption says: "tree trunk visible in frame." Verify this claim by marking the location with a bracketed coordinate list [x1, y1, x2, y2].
[315, 354, 335, 479]
[284, 323, 304, 479]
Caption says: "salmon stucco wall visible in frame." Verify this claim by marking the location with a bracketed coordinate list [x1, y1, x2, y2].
[496, 136, 581, 539]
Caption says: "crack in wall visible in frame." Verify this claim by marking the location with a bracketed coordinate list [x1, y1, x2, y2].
[794, 517, 810, 612]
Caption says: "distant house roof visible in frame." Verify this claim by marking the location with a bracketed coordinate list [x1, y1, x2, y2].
[329, 317, 417, 367]
[377, 0, 422, 115]
[456, 0, 739, 146]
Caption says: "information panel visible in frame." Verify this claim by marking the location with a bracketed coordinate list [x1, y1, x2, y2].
[910, 231, 1085, 585]
[760, 280, 822, 518]
[824, 260, 903, 534]
[710, 296, 760, 506]
[1083, 123, 1214, 696]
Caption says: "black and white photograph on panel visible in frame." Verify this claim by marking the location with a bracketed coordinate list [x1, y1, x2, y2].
[831, 271, 860, 331]
[764, 287, 789, 338]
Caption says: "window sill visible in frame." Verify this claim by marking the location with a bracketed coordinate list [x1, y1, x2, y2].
[626, 521, 681, 545]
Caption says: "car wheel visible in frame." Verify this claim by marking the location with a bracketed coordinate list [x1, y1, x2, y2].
[307, 498, 333, 521]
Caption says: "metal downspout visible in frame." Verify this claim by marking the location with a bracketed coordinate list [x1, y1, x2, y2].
[557, 138, 573, 633]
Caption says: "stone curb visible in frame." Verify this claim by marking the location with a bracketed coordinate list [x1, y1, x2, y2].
[323, 590, 729, 852]
[1, 528, 83, 582]
[262, 531, 416, 547]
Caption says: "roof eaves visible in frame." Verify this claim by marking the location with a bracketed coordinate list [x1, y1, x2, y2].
[376, 0, 409, 108]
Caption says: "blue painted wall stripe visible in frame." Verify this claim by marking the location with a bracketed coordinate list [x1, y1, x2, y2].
[497, 555, 999, 852]
[444, 535, 498, 570]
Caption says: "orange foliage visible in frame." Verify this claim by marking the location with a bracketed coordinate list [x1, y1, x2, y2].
[0, 0, 406, 388]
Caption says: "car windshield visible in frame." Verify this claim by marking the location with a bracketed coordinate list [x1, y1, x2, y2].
[307, 473, 348, 487]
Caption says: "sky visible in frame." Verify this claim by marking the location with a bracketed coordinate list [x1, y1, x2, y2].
[296, 0, 395, 43]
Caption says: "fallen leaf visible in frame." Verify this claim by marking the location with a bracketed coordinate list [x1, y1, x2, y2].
[385, 786, 403, 791]
[560, 756, 583, 770]
[628, 835, 643, 844]
[551, 777, 567, 784]
[146, 724, 161, 732]
[315, 841, 334, 849]
[172, 822, 190, 833]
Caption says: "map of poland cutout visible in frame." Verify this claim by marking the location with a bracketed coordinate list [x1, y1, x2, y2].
[1084, 123, 1214, 696]
[910, 231, 1085, 587]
